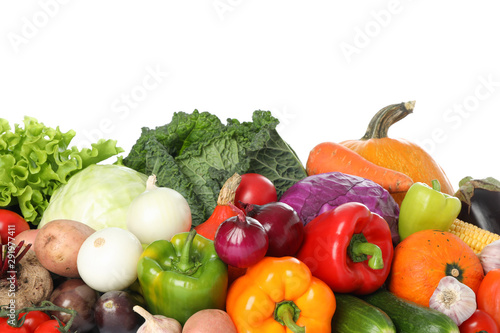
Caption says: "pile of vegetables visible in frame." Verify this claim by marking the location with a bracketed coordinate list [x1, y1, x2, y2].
[0, 117, 123, 225]
[122, 110, 307, 226]
[1, 103, 500, 333]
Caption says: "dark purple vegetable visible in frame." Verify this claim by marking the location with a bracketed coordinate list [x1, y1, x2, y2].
[49, 278, 99, 333]
[94, 290, 144, 333]
[455, 176, 500, 234]
[243, 202, 304, 257]
[279, 172, 400, 245]
[214, 204, 268, 268]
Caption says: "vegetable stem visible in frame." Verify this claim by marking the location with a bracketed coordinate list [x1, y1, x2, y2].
[146, 174, 158, 191]
[274, 302, 305, 333]
[0, 300, 76, 332]
[217, 173, 241, 205]
[176, 229, 199, 274]
[361, 101, 415, 140]
[431, 179, 441, 192]
[0, 242, 32, 288]
[349, 233, 384, 270]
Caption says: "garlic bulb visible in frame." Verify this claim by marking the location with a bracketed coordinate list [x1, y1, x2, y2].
[133, 305, 182, 333]
[429, 276, 477, 326]
[479, 239, 500, 274]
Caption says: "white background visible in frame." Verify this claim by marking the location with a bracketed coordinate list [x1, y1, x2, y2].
[1, 1, 499, 191]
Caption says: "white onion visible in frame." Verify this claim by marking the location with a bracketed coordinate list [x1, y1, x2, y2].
[127, 175, 192, 244]
[77, 227, 143, 293]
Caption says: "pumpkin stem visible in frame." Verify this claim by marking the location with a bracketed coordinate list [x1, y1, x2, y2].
[217, 173, 241, 205]
[361, 101, 415, 140]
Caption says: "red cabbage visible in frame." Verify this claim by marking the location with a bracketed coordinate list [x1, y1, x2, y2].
[279, 172, 400, 245]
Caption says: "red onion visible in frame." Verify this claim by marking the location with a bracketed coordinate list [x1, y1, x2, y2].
[214, 205, 268, 268]
[244, 202, 304, 257]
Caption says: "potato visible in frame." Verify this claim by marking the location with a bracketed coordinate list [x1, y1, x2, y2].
[182, 309, 237, 333]
[35, 219, 96, 277]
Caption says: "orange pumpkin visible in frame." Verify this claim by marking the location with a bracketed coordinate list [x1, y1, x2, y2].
[340, 101, 454, 205]
[388, 229, 484, 307]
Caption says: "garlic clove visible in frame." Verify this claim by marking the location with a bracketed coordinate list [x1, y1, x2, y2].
[429, 276, 477, 326]
[479, 239, 500, 274]
[133, 305, 182, 333]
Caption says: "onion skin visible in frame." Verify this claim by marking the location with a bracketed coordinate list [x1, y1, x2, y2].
[127, 175, 192, 244]
[214, 212, 268, 269]
[244, 202, 304, 257]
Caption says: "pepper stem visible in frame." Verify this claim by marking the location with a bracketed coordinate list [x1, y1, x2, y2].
[274, 302, 305, 333]
[348, 233, 384, 270]
[431, 179, 441, 192]
[176, 229, 199, 274]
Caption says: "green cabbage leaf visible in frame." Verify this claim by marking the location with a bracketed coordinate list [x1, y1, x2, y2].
[123, 110, 307, 226]
[38, 164, 148, 230]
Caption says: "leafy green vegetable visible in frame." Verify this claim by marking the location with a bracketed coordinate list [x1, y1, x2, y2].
[38, 164, 148, 230]
[0, 117, 124, 224]
[123, 110, 307, 226]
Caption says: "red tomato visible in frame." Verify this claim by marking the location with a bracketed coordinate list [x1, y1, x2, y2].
[19, 311, 51, 332]
[0, 321, 31, 333]
[477, 269, 500, 328]
[0, 209, 30, 245]
[33, 319, 65, 333]
[460, 309, 499, 333]
[234, 173, 277, 210]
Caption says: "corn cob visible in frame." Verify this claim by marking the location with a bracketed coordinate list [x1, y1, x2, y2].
[448, 218, 500, 254]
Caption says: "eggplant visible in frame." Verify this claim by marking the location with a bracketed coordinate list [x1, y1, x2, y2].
[455, 176, 500, 234]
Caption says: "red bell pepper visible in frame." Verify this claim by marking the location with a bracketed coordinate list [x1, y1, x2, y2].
[296, 202, 394, 295]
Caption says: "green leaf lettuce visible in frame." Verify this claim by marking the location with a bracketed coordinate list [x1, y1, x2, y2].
[0, 117, 124, 224]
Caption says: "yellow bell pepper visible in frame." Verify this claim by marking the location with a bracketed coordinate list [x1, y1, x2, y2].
[226, 256, 336, 333]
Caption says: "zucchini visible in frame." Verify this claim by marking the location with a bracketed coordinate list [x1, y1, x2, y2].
[332, 293, 396, 332]
[361, 289, 459, 333]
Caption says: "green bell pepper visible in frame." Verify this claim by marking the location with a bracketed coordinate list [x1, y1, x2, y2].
[137, 229, 228, 325]
[398, 180, 461, 241]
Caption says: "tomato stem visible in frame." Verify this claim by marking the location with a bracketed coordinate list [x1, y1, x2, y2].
[0, 300, 76, 332]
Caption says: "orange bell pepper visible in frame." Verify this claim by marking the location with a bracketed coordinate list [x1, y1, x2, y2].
[226, 256, 336, 333]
